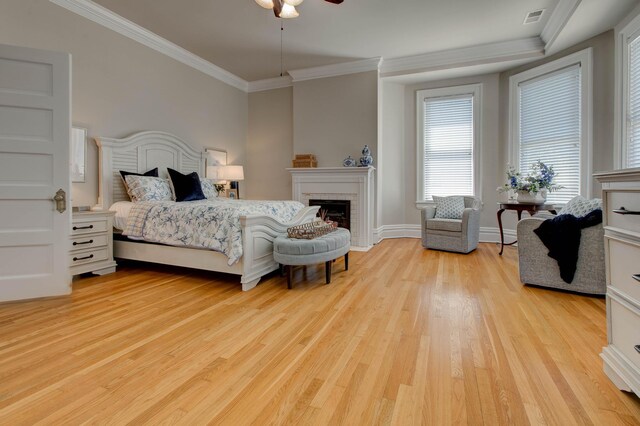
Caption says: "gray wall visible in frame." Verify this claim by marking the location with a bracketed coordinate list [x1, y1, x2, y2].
[379, 82, 406, 226]
[378, 31, 614, 235]
[380, 74, 501, 229]
[293, 71, 378, 167]
[246, 87, 293, 200]
[0, 0, 248, 207]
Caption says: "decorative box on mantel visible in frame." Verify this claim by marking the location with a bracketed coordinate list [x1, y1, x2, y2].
[288, 166, 375, 251]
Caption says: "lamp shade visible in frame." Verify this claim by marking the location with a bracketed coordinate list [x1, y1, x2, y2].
[279, 3, 299, 18]
[284, 0, 303, 6]
[255, 0, 274, 9]
[217, 165, 244, 181]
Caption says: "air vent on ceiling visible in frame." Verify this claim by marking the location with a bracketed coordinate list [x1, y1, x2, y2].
[523, 9, 544, 24]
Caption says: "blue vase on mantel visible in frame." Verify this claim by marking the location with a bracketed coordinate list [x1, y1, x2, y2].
[359, 145, 373, 167]
[343, 155, 357, 167]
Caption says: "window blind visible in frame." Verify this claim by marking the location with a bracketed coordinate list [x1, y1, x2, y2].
[518, 64, 581, 204]
[422, 94, 474, 199]
[628, 35, 640, 167]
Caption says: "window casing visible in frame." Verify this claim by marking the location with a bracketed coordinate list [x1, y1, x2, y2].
[416, 84, 482, 204]
[618, 13, 640, 168]
[509, 49, 592, 205]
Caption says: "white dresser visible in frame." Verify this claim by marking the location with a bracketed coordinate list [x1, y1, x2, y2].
[596, 168, 640, 396]
[70, 210, 117, 276]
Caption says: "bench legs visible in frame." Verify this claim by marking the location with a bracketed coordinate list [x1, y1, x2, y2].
[287, 265, 293, 289]
[284, 253, 349, 289]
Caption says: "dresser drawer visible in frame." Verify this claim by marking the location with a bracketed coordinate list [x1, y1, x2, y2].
[607, 191, 640, 234]
[610, 298, 640, 371]
[69, 234, 108, 252]
[608, 238, 640, 305]
[69, 247, 109, 267]
[71, 219, 108, 236]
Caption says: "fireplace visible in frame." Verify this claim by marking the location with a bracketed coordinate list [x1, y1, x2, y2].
[309, 199, 351, 230]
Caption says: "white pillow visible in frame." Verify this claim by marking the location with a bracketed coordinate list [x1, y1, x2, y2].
[124, 175, 173, 202]
[200, 178, 219, 199]
[559, 196, 602, 218]
[433, 196, 465, 219]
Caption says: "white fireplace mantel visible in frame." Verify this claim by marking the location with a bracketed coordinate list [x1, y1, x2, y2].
[287, 167, 375, 250]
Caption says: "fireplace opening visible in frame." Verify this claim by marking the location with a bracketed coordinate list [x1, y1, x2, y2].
[309, 199, 351, 231]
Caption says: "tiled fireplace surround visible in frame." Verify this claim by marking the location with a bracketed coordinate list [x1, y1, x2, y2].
[288, 167, 375, 251]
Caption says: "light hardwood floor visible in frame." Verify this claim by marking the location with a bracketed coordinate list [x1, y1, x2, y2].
[0, 240, 639, 425]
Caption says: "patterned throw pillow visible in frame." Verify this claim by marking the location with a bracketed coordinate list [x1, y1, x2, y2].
[124, 175, 173, 202]
[119, 168, 159, 192]
[433, 196, 465, 219]
[200, 178, 218, 199]
[559, 196, 602, 218]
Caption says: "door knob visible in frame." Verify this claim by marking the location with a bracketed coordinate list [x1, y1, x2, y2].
[53, 189, 66, 213]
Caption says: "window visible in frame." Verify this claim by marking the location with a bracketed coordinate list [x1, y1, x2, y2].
[619, 14, 640, 168]
[510, 49, 592, 205]
[416, 84, 481, 203]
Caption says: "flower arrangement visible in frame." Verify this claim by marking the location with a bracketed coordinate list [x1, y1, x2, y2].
[501, 161, 562, 194]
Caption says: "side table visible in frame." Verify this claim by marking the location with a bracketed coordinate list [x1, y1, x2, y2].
[497, 202, 557, 255]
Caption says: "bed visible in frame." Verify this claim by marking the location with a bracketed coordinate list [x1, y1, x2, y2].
[95, 131, 319, 291]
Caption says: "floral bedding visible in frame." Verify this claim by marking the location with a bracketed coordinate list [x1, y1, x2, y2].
[123, 199, 304, 265]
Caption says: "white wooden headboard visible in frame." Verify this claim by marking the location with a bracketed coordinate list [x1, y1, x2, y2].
[95, 131, 205, 210]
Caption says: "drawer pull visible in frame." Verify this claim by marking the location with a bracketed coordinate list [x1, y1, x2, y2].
[73, 239, 93, 246]
[633, 274, 640, 283]
[73, 254, 94, 262]
[73, 225, 94, 231]
[636, 345, 640, 354]
[613, 207, 640, 215]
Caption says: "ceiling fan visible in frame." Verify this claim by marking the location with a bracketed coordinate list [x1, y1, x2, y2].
[255, 0, 343, 19]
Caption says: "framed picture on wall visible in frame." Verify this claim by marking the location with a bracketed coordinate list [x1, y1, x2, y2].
[70, 127, 87, 182]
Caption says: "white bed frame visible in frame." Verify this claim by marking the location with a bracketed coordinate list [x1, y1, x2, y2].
[95, 131, 318, 291]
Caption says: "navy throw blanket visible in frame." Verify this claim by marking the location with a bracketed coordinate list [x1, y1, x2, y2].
[533, 209, 602, 284]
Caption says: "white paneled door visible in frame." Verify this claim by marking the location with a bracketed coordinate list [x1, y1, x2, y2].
[0, 44, 71, 302]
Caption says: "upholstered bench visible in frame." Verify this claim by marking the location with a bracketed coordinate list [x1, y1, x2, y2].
[273, 227, 351, 289]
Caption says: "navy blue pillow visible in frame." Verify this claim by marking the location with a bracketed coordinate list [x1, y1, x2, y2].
[167, 168, 205, 202]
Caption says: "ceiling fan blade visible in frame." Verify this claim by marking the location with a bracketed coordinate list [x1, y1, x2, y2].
[325, 0, 344, 4]
[272, 0, 283, 17]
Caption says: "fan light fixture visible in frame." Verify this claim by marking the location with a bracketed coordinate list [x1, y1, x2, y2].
[255, 0, 300, 18]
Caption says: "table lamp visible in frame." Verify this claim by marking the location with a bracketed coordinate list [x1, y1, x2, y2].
[217, 165, 244, 198]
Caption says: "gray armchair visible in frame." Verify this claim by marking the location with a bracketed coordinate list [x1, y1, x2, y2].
[421, 196, 481, 253]
[516, 217, 606, 295]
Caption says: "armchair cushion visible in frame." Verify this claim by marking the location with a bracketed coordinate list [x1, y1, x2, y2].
[433, 195, 465, 219]
[426, 218, 462, 232]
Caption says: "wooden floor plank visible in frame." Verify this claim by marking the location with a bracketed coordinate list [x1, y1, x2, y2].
[0, 240, 638, 424]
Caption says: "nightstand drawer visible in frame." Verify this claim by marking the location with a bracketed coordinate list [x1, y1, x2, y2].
[69, 247, 109, 267]
[610, 298, 640, 371]
[608, 238, 640, 305]
[607, 191, 640, 234]
[71, 219, 108, 236]
[69, 234, 108, 252]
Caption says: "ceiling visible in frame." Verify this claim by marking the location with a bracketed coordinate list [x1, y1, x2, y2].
[92, 0, 638, 82]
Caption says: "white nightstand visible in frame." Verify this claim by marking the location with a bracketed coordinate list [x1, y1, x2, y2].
[70, 210, 117, 276]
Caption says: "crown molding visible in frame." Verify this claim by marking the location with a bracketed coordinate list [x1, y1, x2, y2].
[247, 76, 293, 93]
[380, 37, 545, 77]
[288, 57, 382, 82]
[541, 0, 582, 52]
[49, 0, 249, 92]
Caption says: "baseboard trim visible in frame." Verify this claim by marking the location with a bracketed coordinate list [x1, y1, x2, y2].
[373, 225, 516, 244]
[374, 225, 422, 243]
[480, 227, 516, 244]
